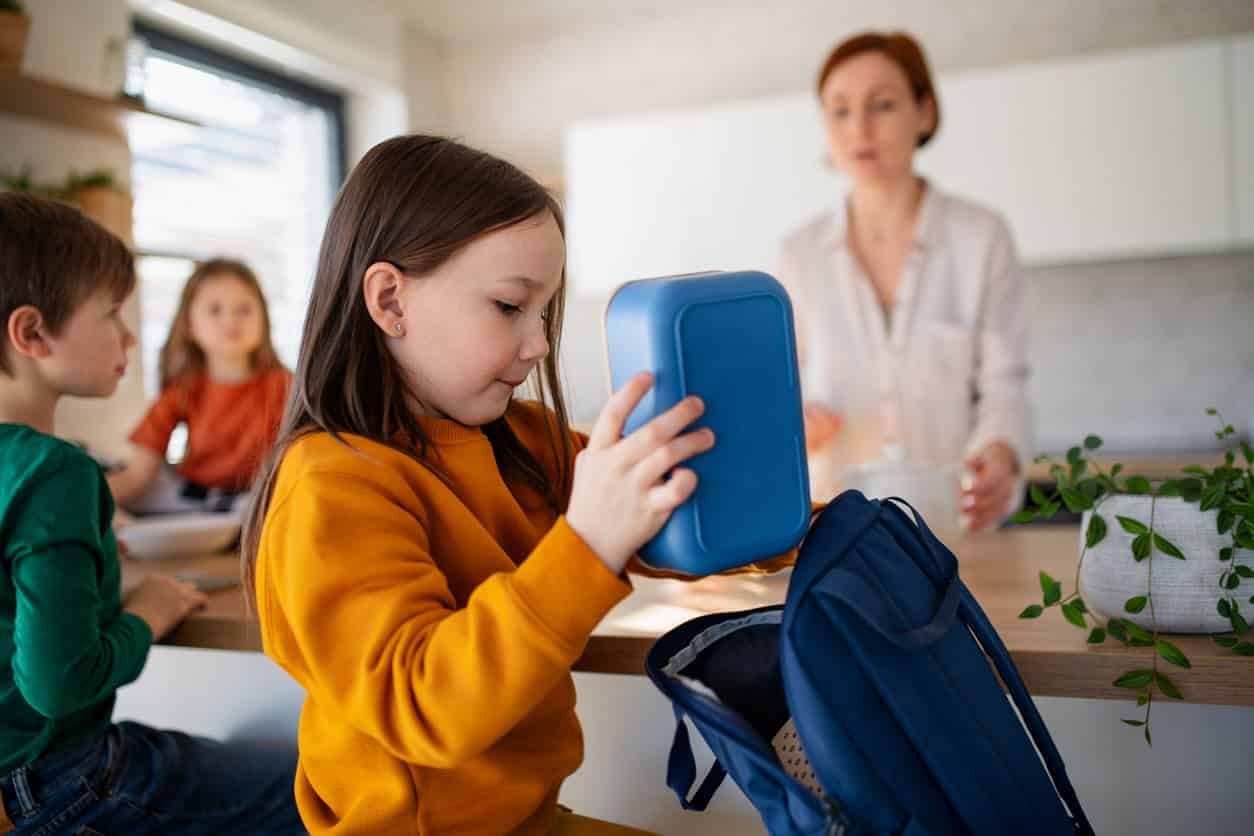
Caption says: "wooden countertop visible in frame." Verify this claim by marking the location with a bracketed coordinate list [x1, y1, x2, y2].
[134, 526, 1254, 706]
[1025, 453, 1227, 483]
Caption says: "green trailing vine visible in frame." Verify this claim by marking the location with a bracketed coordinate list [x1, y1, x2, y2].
[1013, 408, 1254, 745]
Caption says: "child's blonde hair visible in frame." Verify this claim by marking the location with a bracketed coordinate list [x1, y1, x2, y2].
[240, 135, 573, 607]
[158, 258, 282, 390]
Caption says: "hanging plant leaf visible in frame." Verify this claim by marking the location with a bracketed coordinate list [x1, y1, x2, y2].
[1086, 514, 1107, 548]
[1117, 516, 1149, 535]
[1029, 483, 1049, 507]
[1154, 672, 1183, 700]
[1060, 601, 1087, 628]
[1217, 510, 1235, 534]
[1200, 484, 1227, 512]
[1154, 639, 1191, 669]
[1107, 619, 1129, 642]
[1084, 435, 1103, 450]
[1124, 596, 1148, 614]
[1086, 628, 1106, 644]
[1040, 571, 1061, 606]
[1219, 547, 1233, 562]
[1177, 478, 1203, 502]
[1231, 612, 1250, 635]
[1233, 643, 1254, 655]
[1060, 487, 1092, 512]
[1121, 719, 1146, 727]
[1066, 446, 1082, 466]
[1019, 605, 1044, 619]
[1113, 670, 1153, 689]
[1122, 620, 1152, 642]
[1218, 599, 1233, 618]
[1153, 533, 1185, 560]
[1236, 566, 1254, 579]
[1010, 510, 1037, 524]
[1214, 635, 1238, 648]
[1132, 534, 1151, 561]
[1124, 476, 1152, 495]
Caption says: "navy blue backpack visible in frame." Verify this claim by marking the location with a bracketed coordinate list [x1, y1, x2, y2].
[645, 490, 1095, 835]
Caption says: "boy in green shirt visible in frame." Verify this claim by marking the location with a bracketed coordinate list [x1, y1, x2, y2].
[0, 193, 303, 834]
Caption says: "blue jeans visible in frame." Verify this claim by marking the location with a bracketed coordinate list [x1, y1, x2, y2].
[0, 722, 304, 835]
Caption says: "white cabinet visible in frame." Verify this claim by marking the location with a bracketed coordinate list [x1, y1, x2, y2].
[566, 37, 1241, 291]
[916, 40, 1230, 263]
[1232, 35, 1254, 245]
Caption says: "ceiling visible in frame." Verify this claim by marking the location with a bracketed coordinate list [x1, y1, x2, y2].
[371, 0, 740, 42]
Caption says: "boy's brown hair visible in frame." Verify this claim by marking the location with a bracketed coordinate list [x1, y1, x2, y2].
[0, 192, 136, 375]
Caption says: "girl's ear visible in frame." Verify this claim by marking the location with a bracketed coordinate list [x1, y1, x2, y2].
[7, 306, 52, 361]
[362, 261, 407, 337]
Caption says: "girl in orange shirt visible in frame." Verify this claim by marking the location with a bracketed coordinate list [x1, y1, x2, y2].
[240, 136, 764, 835]
[108, 259, 291, 514]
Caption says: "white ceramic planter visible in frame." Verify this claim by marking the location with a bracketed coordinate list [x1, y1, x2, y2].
[1078, 495, 1249, 633]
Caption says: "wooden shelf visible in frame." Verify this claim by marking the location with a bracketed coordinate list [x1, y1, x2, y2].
[0, 68, 199, 142]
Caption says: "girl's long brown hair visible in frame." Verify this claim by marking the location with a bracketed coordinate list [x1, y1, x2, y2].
[240, 135, 573, 607]
[158, 258, 282, 390]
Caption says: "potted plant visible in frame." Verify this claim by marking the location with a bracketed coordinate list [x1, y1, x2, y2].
[59, 168, 133, 245]
[0, 166, 133, 245]
[1014, 409, 1253, 744]
[0, 1, 30, 72]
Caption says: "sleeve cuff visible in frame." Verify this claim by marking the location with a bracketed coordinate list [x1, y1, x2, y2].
[509, 516, 632, 650]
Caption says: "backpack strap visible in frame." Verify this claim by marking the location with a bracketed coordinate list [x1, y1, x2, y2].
[959, 592, 1096, 836]
[666, 705, 727, 811]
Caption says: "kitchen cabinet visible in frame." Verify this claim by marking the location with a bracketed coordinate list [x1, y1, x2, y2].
[917, 39, 1230, 263]
[1232, 35, 1254, 245]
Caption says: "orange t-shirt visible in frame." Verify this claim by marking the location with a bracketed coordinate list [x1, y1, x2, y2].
[129, 367, 291, 492]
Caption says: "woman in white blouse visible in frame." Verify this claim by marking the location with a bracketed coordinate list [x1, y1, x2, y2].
[777, 31, 1031, 531]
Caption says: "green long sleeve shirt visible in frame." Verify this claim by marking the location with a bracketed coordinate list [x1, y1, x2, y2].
[0, 423, 152, 773]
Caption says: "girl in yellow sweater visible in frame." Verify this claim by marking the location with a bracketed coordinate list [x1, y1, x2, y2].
[242, 135, 762, 835]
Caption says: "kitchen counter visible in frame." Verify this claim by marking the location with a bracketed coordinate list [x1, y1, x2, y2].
[137, 525, 1254, 706]
[1025, 452, 1227, 483]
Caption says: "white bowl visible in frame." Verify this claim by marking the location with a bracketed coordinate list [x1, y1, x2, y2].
[116, 512, 242, 560]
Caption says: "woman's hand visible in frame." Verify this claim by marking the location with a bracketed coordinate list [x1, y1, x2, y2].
[802, 402, 843, 452]
[961, 441, 1020, 531]
[566, 372, 715, 575]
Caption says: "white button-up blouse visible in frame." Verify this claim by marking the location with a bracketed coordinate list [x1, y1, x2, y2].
[776, 185, 1033, 511]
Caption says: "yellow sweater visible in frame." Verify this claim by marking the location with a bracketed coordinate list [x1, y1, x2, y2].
[256, 402, 793, 834]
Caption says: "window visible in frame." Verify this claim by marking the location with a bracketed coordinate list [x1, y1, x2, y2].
[127, 21, 346, 397]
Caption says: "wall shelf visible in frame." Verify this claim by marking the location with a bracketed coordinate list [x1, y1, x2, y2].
[0, 68, 200, 142]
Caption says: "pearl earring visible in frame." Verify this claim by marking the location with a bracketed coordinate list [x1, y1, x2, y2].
[394, 322, 404, 336]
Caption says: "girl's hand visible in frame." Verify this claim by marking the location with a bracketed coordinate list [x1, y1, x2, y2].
[802, 402, 842, 452]
[566, 372, 715, 575]
[124, 574, 208, 641]
[961, 441, 1020, 532]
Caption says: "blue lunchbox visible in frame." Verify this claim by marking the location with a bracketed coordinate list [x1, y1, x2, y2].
[603, 270, 811, 574]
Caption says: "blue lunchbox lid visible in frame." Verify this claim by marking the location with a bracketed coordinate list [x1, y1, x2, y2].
[603, 270, 810, 574]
